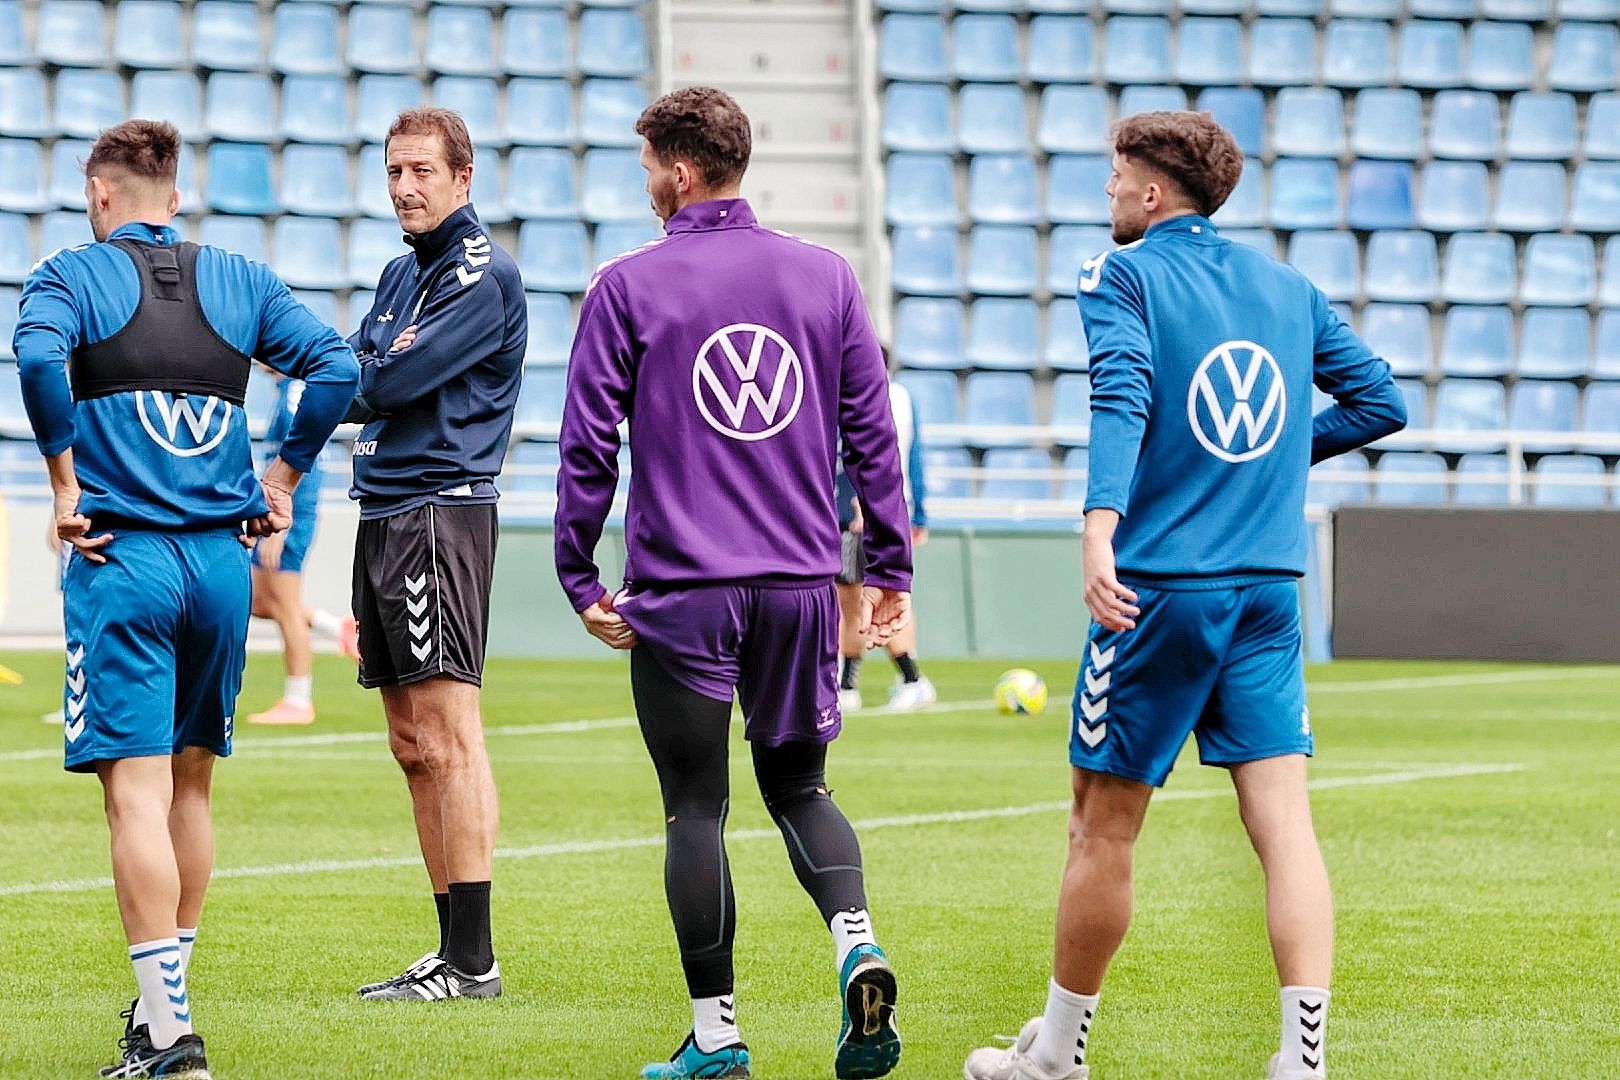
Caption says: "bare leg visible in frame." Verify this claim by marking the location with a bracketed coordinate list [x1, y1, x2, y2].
[168, 748, 216, 931]
[383, 685, 448, 892]
[1231, 755, 1333, 987]
[404, 678, 497, 883]
[1052, 767, 1154, 995]
[266, 572, 312, 680]
[98, 756, 180, 944]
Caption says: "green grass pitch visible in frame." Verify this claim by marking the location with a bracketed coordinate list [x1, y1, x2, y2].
[1, 652, 1617, 1079]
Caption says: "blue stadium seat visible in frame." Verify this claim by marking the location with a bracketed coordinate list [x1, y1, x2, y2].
[0, 214, 31, 284]
[354, 145, 394, 218]
[1532, 456, 1609, 508]
[1272, 89, 1345, 158]
[1594, 311, 1620, 379]
[1417, 161, 1489, 232]
[278, 76, 349, 143]
[1044, 300, 1090, 371]
[1360, 303, 1431, 377]
[130, 72, 201, 135]
[1333, 0, 1399, 14]
[1441, 232, 1515, 304]
[577, 80, 645, 149]
[205, 72, 275, 142]
[199, 215, 268, 262]
[1287, 231, 1359, 302]
[1396, 20, 1464, 90]
[473, 157, 511, 225]
[192, 2, 261, 71]
[426, 6, 496, 76]
[1270, 158, 1342, 231]
[1517, 308, 1591, 379]
[1035, 86, 1108, 156]
[1026, 16, 1095, 83]
[1480, 0, 1549, 16]
[897, 371, 962, 433]
[0, 2, 25, 66]
[271, 3, 342, 76]
[175, 144, 201, 215]
[1248, 19, 1318, 87]
[49, 140, 92, 210]
[506, 80, 574, 146]
[894, 297, 966, 370]
[1175, 19, 1243, 85]
[433, 78, 502, 147]
[1571, 163, 1620, 233]
[1506, 93, 1577, 161]
[1521, 234, 1596, 306]
[504, 441, 560, 495]
[967, 226, 1038, 296]
[1452, 454, 1511, 506]
[0, 70, 49, 138]
[37, 1, 107, 67]
[890, 226, 962, 296]
[1103, 17, 1171, 84]
[344, 219, 399, 290]
[1441, 306, 1513, 377]
[1059, 446, 1091, 502]
[1351, 90, 1422, 159]
[1213, 168, 1264, 229]
[878, 0, 946, 9]
[880, 15, 948, 81]
[969, 156, 1040, 225]
[1603, 242, 1620, 307]
[1182, 0, 1252, 10]
[115, 1, 183, 68]
[1509, 381, 1580, 453]
[578, 10, 650, 78]
[1548, 22, 1617, 94]
[1433, 379, 1506, 451]
[882, 84, 953, 153]
[0, 141, 47, 214]
[958, 85, 1029, 155]
[1347, 160, 1414, 230]
[524, 293, 573, 367]
[356, 76, 424, 144]
[1197, 88, 1264, 157]
[517, 221, 590, 293]
[1466, 22, 1533, 92]
[1225, 229, 1278, 256]
[964, 372, 1037, 446]
[1308, 451, 1371, 508]
[502, 9, 571, 78]
[1047, 226, 1110, 297]
[1585, 94, 1620, 160]
[1117, 85, 1188, 117]
[1492, 162, 1566, 232]
[347, 290, 376, 336]
[1374, 452, 1448, 504]
[38, 209, 92, 260]
[1322, 20, 1392, 88]
[506, 148, 580, 220]
[280, 145, 353, 219]
[0, 286, 16, 359]
[1392, 378, 1430, 430]
[1428, 91, 1499, 161]
[1585, 385, 1620, 451]
[513, 369, 567, 437]
[205, 143, 276, 216]
[594, 221, 660, 266]
[1050, 374, 1092, 444]
[953, 15, 1020, 81]
[57, 69, 123, 140]
[580, 150, 646, 223]
[957, 0, 1022, 9]
[886, 154, 957, 227]
[922, 446, 973, 496]
[347, 5, 417, 74]
[1560, 0, 1620, 15]
[1045, 155, 1110, 225]
[966, 299, 1040, 369]
[1102, 0, 1171, 11]
[274, 217, 346, 291]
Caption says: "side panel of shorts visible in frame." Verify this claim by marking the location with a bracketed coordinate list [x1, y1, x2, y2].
[737, 585, 842, 746]
[1194, 580, 1312, 767]
[614, 585, 746, 704]
[175, 535, 252, 759]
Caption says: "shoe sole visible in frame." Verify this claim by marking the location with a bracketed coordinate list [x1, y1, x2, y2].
[358, 978, 502, 1001]
[835, 963, 901, 1080]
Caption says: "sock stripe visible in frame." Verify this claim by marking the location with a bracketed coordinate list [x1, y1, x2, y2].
[129, 944, 181, 961]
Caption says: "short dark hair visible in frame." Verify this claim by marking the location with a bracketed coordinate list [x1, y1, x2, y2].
[85, 119, 180, 182]
[387, 108, 474, 172]
[635, 87, 751, 187]
[1111, 111, 1244, 218]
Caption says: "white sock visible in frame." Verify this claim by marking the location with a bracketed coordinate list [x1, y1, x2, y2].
[133, 928, 196, 1030]
[129, 939, 191, 1050]
[1278, 986, 1330, 1077]
[309, 609, 344, 640]
[691, 993, 740, 1052]
[283, 674, 313, 707]
[1027, 978, 1098, 1077]
[830, 908, 878, 973]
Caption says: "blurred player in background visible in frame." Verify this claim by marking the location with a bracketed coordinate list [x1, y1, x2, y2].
[556, 86, 911, 1080]
[15, 119, 357, 1079]
[964, 112, 1405, 1080]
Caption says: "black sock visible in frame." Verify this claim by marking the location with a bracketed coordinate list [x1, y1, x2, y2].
[433, 891, 451, 957]
[840, 655, 863, 690]
[445, 881, 494, 975]
[892, 653, 921, 684]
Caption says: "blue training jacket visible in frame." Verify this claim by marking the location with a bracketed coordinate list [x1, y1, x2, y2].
[15, 222, 358, 529]
[1081, 214, 1406, 580]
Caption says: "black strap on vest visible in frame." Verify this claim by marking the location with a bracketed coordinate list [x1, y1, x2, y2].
[69, 239, 252, 405]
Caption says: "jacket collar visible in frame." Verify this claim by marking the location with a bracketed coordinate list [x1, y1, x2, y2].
[108, 222, 180, 245]
[405, 204, 483, 268]
[664, 198, 757, 234]
[1145, 213, 1218, 240]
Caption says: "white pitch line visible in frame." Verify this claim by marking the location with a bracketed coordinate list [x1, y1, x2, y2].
[1307, 667, 1619, 693]
[0, 762, 1522, 898]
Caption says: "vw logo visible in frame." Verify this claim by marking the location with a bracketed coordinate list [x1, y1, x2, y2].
[1186, 340, 1287, 463]
[136, 392, 232, 457]
[692, 322, 805, 442]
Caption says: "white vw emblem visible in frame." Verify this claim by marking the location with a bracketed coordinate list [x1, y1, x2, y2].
[1186, 340, 1287, 463]
[692, 322, 805, 442]
[136, 392, 232, 457]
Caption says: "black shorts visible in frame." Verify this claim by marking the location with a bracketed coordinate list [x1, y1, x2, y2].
[835, 528, 865, 587]
[353, 503, 497, 690]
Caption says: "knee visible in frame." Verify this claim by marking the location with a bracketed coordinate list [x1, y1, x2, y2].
[759, 777, 831, 822]
[412, 714, 484, 776]
[388, 728, 431, 779]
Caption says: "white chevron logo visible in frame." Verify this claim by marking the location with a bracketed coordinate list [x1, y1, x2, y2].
[411, 641, 433, 662]
[463, 235, 491, 251]
[1084, 669, 1110, 697]
[67, 669, 86, 695]
[408, 618, 430, 640]
[406, 595, 428, 617]
[1079, 695, 1108, 723]
[65, 715, 86, 743]
[405, 574, 426, 596]
[463, 251, 491, 268]
[66, 644, 85, 669]
[1089, 643, 1115, 671]
[455, 265, 484, 288]
[1076, 719, 1107, 748]
[64, 642, 88, 742]
[67, 695, 87, 720]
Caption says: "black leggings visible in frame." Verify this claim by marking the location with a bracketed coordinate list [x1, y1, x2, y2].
[632, 648, 868, 998]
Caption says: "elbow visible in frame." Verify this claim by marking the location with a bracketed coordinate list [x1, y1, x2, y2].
[1380, 387, 1409, 434]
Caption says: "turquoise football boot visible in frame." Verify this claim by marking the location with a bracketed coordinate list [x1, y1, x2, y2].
[641, 1031, 750, 1079]
[835, 944, 901, 1079]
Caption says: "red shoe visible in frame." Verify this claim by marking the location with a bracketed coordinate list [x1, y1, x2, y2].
[338, 615, 361, 663]
[248, 699, 315, 726]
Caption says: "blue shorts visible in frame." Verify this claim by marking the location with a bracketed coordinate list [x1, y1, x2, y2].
[1069, 577, 1311, 787]
[61, 529, 251, 773]
[250, 474, 320, 574]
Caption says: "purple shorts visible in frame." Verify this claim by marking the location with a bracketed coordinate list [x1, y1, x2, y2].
[614, 583, 842, 745]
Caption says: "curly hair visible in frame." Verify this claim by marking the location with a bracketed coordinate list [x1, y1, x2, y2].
[1111, 111, 1244, 218]
[635, 86, 752, 187]
[85, 119, 180, 182]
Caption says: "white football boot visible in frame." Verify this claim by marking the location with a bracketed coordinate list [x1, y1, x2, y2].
[963, 1018, 1088, 1080]
[838, 687, 863, 714]
[886, 676, 937, 712]
[1267, 1052, 1325, 1079]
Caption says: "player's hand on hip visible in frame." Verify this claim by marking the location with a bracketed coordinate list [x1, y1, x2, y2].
[54, 489, 112, 564]
[389, 324, 418, 353]
[858, 586, 911, 648]
[249, 477, 296, 538]
[1083, 530, 1139, 632]
[581, 592, 637, 650]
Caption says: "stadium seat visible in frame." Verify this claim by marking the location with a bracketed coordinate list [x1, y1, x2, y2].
[356, 76, 424, 144]
[1440, 306, 1513, 377]
[578, 10, 650, 78]
[1308, 451, 1371, 508]
[1026, 15, 1095, 83]
[1322, 20, 1392, 88]
[1182, 0, 1251, 10]
[979, 447, 1053, 503]
[505, 80, 573, 146]
[344, 219, 401, 290]
[38, 209, 92, 261]
[1418, 161, 1490, 233]
[1197, 89, 1264, 157]
[0, 286, 16, 359]
[199, 215, 268, 262]
[129, 73, 202, 136]
[894, 297, 966, 370]
[426, 6, 496, 76]
[175, 144, 201, 215]
[1585, 95, 1620, 160]
[433, 78, 501, 148]
[1585, 388, 1620, 460]
[0, 70, 49, 138]
[885, 154, 956, 227]
[48, 140, 91, 210]
[1045, 156, 1110, 225]
[1559, 0, 1620, 15]
[1047, 226, 1112, 297]
[890, 226, 962, 296]
[513, 369, 567, 437]
[580, 150, 647, 224]
[1272, 89, 1345, 158]
[1213, 168, 1264, 229]
[274, 217, 346, 291]
[1452, 454, 1511, 505]
[958, 85, 1029, 155]
[922, 446, 972, 497]
[1374, 452, 1449, 504]
[0, 2, 25, 66]
[593, 221, 660, 266]
[205, 143, 277, 217]
[1333, 0, 1399, 14]
[502, 10, 571, 77]
[1433, 379, 1506, 451]
[1492, 162, 1567, 233]
[1571, 164, 1620, 234]
[1103, 17, 1171, 84]
[1059, 446, 1090, 502]
[1044, 300, 1090, 371]
[347, 6, 417, 74]
[1532, 456, 1609, 507]
[276, 77, 347, 144]
[57, 69, 123, 140]
[114, 0, 183, 68]
[271, 3, 342, 76]
[1390, 378, 1429, 431]
[1509, 381, 1580, 453]
[280, 145, 353, 219]
[353, 145, 393, 219]
[1049, 374, 1092, 443]
[506, 148, 580, 220]
[964, 372, 1037, 446]
[504, 441, 560, 495]
[1584, 310, 1620, 382]
[956, 0, 1021, 9]
[1351, 90, 1422, 160]
[1481, 0, 1549, 15]
[37, 0, 107, 67]
[878, 0, 945, 10]
[1517, 308, 1591, 379]
[882, 84, 953, 153]
[967, 226, 1038, 297]
[1521, 234, 1596, 307]
[0, 140, 47, 215]
[953, 15, 1020, 82]
[969, 156, 1040, 226]
[1428, 91, 1500, 161]
[1225, 229, 1278, 256]
[1547, 22, 1617, 94]
[347, 290, 376, 336]
[897, 371, 962, 434]
[1117, 85, 1188, 117]
[1270, 158, 1342, 231]
[1396, 20, 1464, 90]
[580, 81, 646, 149]
[1466, 22, 1533, 92]
[1347, 160, 1414, 230]
[524, 293, 573, 367]
[0, 214, 30, 284]
[1602, 243, 1620, 307]
[1287, 231, 1359, 302]
[192, 2, 261, 71]
[204, 72, 276, 142]
[1441, 232, 1515, 304]
[966, 298, 1040, 369]
[1506, 93, 1577, 162]
[880, 15, 948, 81]
[513, 222, 589, 296]
[1175, 19, 1243, 85]
[1034, 86, 1108, 156]
[1360, 303, 1431, 377]
[1248, 19, 1318, 87]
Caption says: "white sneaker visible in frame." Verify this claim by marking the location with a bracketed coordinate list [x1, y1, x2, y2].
[886, 675, 937, 712]
[963, 1018, 1088, 1080]
[838, 687, 863, 713]
[1267, 1052, 1325, 1079]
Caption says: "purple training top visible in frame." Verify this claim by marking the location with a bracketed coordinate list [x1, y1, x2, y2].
[554, 198, 913, 612]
